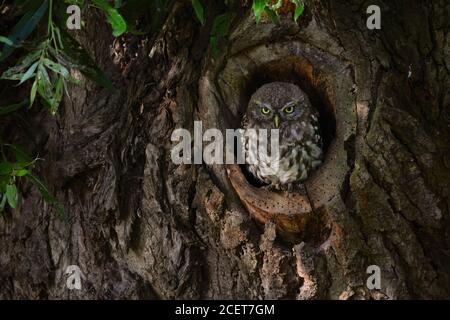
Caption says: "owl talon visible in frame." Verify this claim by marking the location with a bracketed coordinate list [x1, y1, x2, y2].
[287, 183, 294, 192]
[262, 184, 278, 192]
[293, 183, 308, 196]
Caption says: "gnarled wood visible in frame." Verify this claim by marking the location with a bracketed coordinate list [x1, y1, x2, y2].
[1, 0, 449, 300]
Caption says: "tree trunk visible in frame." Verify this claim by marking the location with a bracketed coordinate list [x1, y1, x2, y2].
[1, 0, 449, 299]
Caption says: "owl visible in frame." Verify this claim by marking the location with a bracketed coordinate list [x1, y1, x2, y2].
[241, 82, 323, 190]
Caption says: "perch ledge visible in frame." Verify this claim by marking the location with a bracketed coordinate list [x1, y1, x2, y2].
[227, 164, 313, 234]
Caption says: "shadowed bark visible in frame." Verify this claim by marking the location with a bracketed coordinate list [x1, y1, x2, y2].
[0, 0, 449, 299]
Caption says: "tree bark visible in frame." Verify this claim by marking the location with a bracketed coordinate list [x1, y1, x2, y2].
[1, 0, 449, 299]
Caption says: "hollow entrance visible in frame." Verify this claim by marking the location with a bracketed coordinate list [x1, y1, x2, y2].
[235, 56, 337, 189]
[243, 57, 336, 154]
[200, 40, 356, 234]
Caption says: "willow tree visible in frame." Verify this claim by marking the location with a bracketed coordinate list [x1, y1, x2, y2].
[0, 0, 449, 299]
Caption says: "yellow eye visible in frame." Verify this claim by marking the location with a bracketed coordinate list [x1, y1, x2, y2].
[261, 107, 271, 115]
[284, 106, 295, 114]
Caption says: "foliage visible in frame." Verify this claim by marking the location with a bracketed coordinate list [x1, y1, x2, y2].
[290, 0, 305, 22]
[252, 0, 305, 24]
[191, 0, 305, 56]
[191, 0, 205, 25]
[0, 0, 122, 215]
[91, 0, 127, 36]
[0, 140, 63, 216]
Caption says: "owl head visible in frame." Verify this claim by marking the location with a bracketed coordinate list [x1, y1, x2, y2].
[246, 82, 312, 129]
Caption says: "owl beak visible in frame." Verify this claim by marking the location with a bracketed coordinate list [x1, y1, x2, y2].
[274, 115, 280, 128]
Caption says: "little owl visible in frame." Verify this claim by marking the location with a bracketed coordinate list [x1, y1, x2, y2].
[241, 82, 323, 190]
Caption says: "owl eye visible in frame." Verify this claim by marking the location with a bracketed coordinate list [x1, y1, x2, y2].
[284, 105, 295, 114]
[260, 107, 271, 115]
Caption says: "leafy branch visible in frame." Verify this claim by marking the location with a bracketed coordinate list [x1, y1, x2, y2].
[0, 0, 117, 215]
[0, 0, 305, 215]
[252, 0, 305, 24]
[190, 0, 305, 57]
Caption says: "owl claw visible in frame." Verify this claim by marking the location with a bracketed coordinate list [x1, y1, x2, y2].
[262, 184, 281, 192]
[294, 183, 308, 196]
[286, 183, 300, 198]
[282, 182, 307, 196]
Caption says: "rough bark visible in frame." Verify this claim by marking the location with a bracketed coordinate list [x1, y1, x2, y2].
[1, 0, 449, 299]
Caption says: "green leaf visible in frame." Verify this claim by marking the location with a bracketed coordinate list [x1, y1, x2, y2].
[18, 60, 39, 85]
[36, 75, 49, 99]
[35, 62, 62, 111]
[92, 0, 127, 36]
[0, 194, 7, 211]
[43, 58, 70, 78]
[0, 0, 48, 62]
[0, 49, 41, 81]
[252, 0, 266, 23]
[191, 0, 205, 25]
[0, 100, 28, 116]
[107, 9, 127, 36]
[14, 48, 42, 70]
[36, 77, 52, 108]
[30, 79, 38, 107]
[5, 144, 33, 163]
[38, 63, 51, 85]
[6, 184, 18, 208]
[13, 161, 32, 170]
[53, 25, 64, 50]
[264, 7, 279, 24]
[293, 1, 305, 22]
[0, 162, 14, 175]
[0, 36, 13, 46]
[210, 36, 219, 58]
[269, 0, 283, 10]
[0, 68, 24, 81]
[15, 169, 29, 177]
[0, 178, 8, 193]
[51, 75, 64, 114]
[211, 13, 232, 37]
